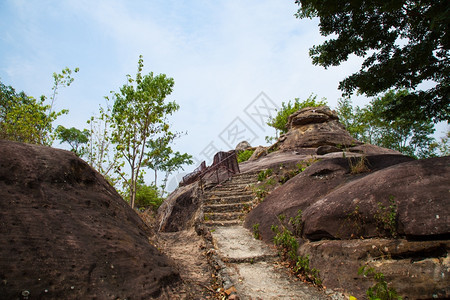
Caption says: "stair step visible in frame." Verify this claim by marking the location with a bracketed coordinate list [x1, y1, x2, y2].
[212, 186, 253, 193]
[205, 189, 253, 197]
[204, 194, 254, 205]
[204, 211, 244, 221]
[204, 219, 243, 227]
[204, 202, 253, 213]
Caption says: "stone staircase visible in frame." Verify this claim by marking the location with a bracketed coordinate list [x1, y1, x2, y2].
[202, 172, 259, 227]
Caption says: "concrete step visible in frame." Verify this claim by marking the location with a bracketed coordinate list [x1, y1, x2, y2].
[205, 189, 253, 197]
[204, 219, 243, 227]
[212, 185, 252, 193]
[204, 211, 244, 221]
[204, 194, 254, 205]
[204, 202, 253, 213]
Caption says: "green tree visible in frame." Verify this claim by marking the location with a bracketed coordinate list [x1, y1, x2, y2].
[144, 132, 193, 196]
[0, 67, 78, 145]
[266, 94, 327, 142]
[431, 128, 450, 156]
[295, 0, 449, 123]
[47, 67, 79, 115]
[0, 83, 67, 145]
[55, 125, 90, 157]
[85, 104, 120, 185]
[337, 90, 437, 158]
[109, 55, 179, 208]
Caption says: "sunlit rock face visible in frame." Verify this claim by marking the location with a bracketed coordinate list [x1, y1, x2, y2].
[278, 106, 361, 150]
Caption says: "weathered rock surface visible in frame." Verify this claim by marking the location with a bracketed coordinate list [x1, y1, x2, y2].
[235, 141, 252, 152]
[248, 145, 267, 161]
[299, 238, 449, 299]
[277, 106, 361, 151]
[157, 182, 201, 232]
[0, 140, 181, 299]
[303, 157, 450, 241]
[245, 155, 416, 241]
[161, 105, 449, 299]
[245, 155, 450, 299]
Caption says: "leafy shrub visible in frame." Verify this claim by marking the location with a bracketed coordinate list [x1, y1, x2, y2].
[358, 266, 402, 300]
[258, 168, 273, 181]
[237, 149, 255, 163]
[266, 94, 327, 136]
[294, 255, 322, 286]
[271, 224, 298, 261]
[135, 183, 163, 211]
[374, 196, 398, 238]
[271, 221, 322, 286]
[342, 204, 365, 239]
[252, 223, 261, 239]
[289, 209, 303, 237]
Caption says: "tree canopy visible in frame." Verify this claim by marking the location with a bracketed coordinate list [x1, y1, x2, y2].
[296, 0, 449, 122]
[55, 125, 90, 157]
[109, 55, 182, 208]
[336, 90, 437, 158]
[0, 80, 68, 145]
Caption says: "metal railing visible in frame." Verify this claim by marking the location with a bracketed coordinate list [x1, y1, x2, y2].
[180, 150, 240, 187]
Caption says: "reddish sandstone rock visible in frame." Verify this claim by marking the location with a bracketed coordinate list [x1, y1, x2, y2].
[302, 156, 450, 241]
[0, 140, 181, 299]
[277, 106, 361, 150]
[245, 155, 450, 299]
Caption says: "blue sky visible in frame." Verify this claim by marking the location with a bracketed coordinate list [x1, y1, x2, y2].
[4, 0, 439, 189]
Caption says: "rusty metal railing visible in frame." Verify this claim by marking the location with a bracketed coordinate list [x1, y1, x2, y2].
[181, 161, 206, 186]
[180, 150, 240, 187]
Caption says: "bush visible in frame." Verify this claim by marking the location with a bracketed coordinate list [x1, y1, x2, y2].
[266, 94, 327, 137]
[135, 184, 163, 211]
[257, 168, 273, 181]
[237, 149, 255, 163]
[358, 266, 402, 300]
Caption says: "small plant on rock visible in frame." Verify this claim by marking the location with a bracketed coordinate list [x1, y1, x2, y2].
[374, 196, 398, 238]
[258, 168, 273, 181]
[289, 209, 303, 237]
[253, 185, 268, 200]
[294, 255, 322, 286]
[358, 265, 402, 300]
[271, 224, 298, 261]
[348, 155, 370, 174]
[271, 222, 322, 286]
[341, 204, 366, 239]
[252, 223, 261, 240]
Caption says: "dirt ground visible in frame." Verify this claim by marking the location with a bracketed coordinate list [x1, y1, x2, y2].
[155, 228, 221, 299]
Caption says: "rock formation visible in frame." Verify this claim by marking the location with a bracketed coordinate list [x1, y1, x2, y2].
[235, 141, 252, 152]
[159, 105, 449, 299]
[0, 140, 181, 299]
[241, 107, 449, 299]
[277, 106, 361, 151]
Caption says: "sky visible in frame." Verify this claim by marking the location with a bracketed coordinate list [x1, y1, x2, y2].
[1, 0, 443, 191]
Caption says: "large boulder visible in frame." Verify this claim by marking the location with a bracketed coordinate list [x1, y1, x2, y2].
[0, 140, 181, 299]
[245, 154, 416, 241]
[303, 157, 450, 240]
[235, 141, 252, 152]
[299, 238, 449, 299]
[277, 106, 361, 151]
[157, 182, 202, 232]
[245, 155, 450, 299]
